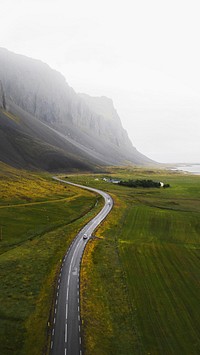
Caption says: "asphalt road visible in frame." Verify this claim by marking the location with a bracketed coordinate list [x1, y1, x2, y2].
[51, 177, 113, 355]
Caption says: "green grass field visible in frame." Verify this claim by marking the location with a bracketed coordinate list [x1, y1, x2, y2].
[72, 168, 200, 355]
[1, 164, 200, 354]
[0, 163, 103, 355]
[119, 205, 200, 354]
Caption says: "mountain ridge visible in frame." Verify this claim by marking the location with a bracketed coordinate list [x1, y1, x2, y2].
[0, 47, 154, 171]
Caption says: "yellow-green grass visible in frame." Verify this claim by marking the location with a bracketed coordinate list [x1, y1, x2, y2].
[1, 110, 20, 123]
[0, 162, 75, 203]
[81, 195, 139, 355]
[73, 168, 200, 354]
[0, 163, 104, 355]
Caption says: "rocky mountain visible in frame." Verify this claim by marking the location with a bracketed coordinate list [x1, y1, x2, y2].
[0, 80, 6, 110]
[78, 94, 132, 148]
[0, 47, 153, 171]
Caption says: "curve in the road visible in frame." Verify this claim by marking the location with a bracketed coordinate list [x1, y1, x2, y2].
[50, 177, 113, 355]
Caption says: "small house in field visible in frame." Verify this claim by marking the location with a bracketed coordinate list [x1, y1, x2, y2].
[111, 179, 121, 184]
[102, 177, 120, 184]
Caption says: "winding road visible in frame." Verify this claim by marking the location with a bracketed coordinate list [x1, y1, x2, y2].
[50, 177, 113, 355]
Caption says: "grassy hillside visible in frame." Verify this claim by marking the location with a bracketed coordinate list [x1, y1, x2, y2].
[0, 163, 103, 355]
[0, 108, 99, 171]
[66, 168, 200, 355]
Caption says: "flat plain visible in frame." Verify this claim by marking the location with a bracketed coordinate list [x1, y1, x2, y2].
[72, 168, 200, 355]
[1, 164, 200, 355]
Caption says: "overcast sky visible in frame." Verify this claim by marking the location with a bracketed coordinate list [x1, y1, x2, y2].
[1, 0, 200, 163]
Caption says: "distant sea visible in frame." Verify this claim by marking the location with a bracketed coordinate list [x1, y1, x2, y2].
[175, 164, 200, 175]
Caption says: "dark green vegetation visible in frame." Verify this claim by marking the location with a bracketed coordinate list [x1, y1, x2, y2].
[0, 163, 103, 355]
[68, 168, 200, 355]
[118, 178, 170, 188]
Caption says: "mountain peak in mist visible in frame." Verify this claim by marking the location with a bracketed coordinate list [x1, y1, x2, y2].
[0, 48, 154, 171]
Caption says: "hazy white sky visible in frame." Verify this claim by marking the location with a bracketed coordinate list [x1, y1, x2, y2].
[1, 0, 200, 162]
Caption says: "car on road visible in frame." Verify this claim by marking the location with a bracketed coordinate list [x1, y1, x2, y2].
[83, 233, 88, 240]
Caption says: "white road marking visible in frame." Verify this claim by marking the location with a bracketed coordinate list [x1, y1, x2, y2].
[79, 337, 81, 345]
[53, 317, 56, 324]
[55, 299, 58, 305]
[55, 308, 57, 314]
[65, 323, 68, 342]
[78, 315, 80, 321]
[66, 238, 82, 305]
[66, 304, 68, 319]
[52, 328, 55, 336]
[51, 341, 53, 349]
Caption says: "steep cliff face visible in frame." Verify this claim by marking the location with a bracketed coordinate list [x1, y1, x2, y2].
[0, 80, 6, 109]
[0, 48, 76, 124]
[0, 47, 153, 167]
[79, 94, 133, 148]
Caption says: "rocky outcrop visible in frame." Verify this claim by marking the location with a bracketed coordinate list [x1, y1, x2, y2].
[79, 94, 132, 148]
[0, 80, 6, 109]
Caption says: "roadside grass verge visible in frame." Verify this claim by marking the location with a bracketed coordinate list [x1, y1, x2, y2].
[81, 195, 140, 355]
[0, 164, 103, 355]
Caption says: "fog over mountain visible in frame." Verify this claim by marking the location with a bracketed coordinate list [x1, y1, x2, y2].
[0, 48, 153, 171]
[1, 1, 200, 163]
